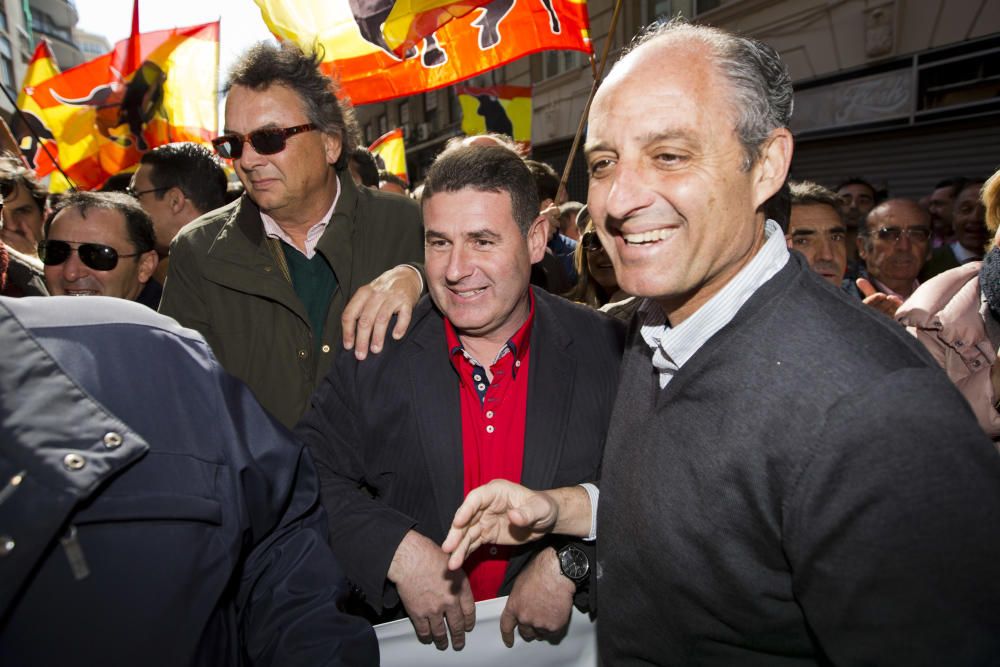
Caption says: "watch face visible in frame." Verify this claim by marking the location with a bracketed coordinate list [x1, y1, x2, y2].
[559, 546, 589, 581]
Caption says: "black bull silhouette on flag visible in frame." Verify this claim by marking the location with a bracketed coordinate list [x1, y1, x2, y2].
[348, 0, 561, 68]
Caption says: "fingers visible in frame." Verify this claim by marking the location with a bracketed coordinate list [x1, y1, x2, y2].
[500, 604, 518, 648]
[428, 614, 450, 651]
[460, 584, 477, 632]
[410, 615, 433, 645]
[856, 277, 876, 298]
[444, 607, 467, 651]
[392, 302, 413, 341]
[340, 286, 370, 353]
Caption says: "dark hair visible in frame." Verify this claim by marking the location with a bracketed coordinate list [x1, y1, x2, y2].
[834, 177, 876, 199]
[525, 160, 560, 203]
[349, 147, 380, 187]
[622, 18, 792, 171]
[45, 191, 156, 253]
[378, 170, 408, 191]
[763, 180, 791, 232]
[140, 142, 228, 213]
[422, 144, 540, 235]
[0, 152, 47, 213]
[225, 41, 359, 170]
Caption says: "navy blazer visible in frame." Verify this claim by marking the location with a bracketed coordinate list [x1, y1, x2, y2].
[297, 289, 624, 617]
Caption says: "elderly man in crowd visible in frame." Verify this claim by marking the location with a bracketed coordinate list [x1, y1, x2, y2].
[297, 144, 622, 651]
[444, 18, 1000, 666]
[40, 191, 160, 307]
[160, 42, 424, 428]
[128, 142, 229, 288]
[855, 198, 932, 316]
[922, 178, 988, 279]
[785, 181, 847, 287]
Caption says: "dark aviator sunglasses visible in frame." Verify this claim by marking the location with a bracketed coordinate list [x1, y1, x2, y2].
[211, 123, 316, 160]
[38, 239, 141, 271]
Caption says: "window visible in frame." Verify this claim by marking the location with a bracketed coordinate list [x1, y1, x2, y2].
[645, 0, 672, 22]
[543, 50, 585, 80]
[693, 0, 723, 15]
[425, 90, 438, 112]
[378, 114, 388, 135]
[0, 36, 13, 89]
[0, 5, 8, 33]
[365, 123, 374, 144]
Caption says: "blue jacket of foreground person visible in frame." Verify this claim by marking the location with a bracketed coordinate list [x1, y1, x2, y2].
[0, 296, 378, 667]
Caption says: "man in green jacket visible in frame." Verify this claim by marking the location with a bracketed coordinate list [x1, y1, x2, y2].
[160, 42, 424, 428]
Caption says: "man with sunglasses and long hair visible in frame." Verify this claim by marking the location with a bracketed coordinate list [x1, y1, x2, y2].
[160, 42, 424, 429]
[39, 191, 160, 308]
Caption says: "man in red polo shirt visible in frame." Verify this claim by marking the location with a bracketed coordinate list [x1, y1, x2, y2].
[296, 144, 623, 651]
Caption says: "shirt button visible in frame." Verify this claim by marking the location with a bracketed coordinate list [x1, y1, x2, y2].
[486, 425, 495, 434]
[489, 546, 498, 556]
[298, 349, 308, 359]
[0, 536, 14, 557]
[103, 432, 123, 449]
[63, 453, 86, 471]
[515, 360, 521, 367]
[321, 344, 331, 354]
[486, 410, 494, 419]
[477, 383, 486, 391]
[474, 374, 482, 382]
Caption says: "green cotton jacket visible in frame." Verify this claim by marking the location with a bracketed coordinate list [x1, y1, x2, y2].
[159, 173, 424, 429]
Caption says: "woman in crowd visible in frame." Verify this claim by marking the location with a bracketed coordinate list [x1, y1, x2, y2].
[564, 206, 636, 320]
[896, 170, 1000, 444]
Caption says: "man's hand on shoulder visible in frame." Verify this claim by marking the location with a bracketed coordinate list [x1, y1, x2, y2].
[500, 547, 575, 648]
[388, 530, 475, 651]
[342, 264, 422, 359]
[857, 277, 904, 319]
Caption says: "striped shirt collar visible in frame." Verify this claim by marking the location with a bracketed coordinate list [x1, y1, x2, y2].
[260, 175, 340, 259]
[639, 219, 789, 388]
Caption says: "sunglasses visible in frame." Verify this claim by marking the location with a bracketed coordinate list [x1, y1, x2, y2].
[211, 123, 316, 159]
[38, 240, 141, 271]
[868, 226, 931, 243]
[125, 185, 169, 199]
[582, 232, 604, 252]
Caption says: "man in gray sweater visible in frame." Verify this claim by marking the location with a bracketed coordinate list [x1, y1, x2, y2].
[443, 18, 1000, 666]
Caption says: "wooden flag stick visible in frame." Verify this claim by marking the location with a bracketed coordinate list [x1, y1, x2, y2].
[557, 0, 624, 203]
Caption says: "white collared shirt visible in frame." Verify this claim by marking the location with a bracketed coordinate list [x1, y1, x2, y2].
[639, 219, 790, 389]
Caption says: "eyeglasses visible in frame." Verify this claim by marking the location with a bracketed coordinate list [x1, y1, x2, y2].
[38, 240, 141, 271]
[582, 232, 604, 252]
[868, 226, 931, 243]
[125, 185, 169, 199]
[211, 123, 317, 159]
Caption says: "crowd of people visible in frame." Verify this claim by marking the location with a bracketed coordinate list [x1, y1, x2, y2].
[1, 16, 998, 667]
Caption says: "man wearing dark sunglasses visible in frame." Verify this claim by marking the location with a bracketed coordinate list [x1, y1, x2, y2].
[160, 42, 423, 430]
[41, 191, 160, 307]
[855, 198, 932, 317]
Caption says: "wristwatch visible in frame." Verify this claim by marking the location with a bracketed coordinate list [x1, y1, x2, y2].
[557, 544, 590, 584]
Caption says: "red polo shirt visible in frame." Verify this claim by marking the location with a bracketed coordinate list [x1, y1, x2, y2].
[444, 290, 535, 601]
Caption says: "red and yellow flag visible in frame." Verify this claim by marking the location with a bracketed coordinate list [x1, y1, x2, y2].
[456, 84, 531, 146]
[13, 41, 61, 173]
[383, 1, 488, 55]
[369, 128, 408, 184]
[25, 22, 219, 191]
[253, 0, 591, 105]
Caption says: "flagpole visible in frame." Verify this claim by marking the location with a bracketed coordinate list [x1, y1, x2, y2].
[0, 83, 77, 189]
[557, 0, 624, 203]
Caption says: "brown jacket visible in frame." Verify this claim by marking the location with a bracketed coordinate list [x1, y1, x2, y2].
[160, 173, 423, 428]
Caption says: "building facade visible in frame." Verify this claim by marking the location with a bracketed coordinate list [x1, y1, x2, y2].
[354, 0, 999, 201]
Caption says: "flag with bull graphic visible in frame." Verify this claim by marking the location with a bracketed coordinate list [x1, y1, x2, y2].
[456, 84, 531, 148]
[253, 0, 591, 105]
[23, 22, 219, 191]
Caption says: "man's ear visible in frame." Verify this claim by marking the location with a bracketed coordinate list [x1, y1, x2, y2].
[137, 249, 158, 285]
[167, 187, 186, 215]
[526, 215, 548, 264]
[752, 128, 794, 211]
[856, 234, 869, 262]
[323, 132, 343, 166]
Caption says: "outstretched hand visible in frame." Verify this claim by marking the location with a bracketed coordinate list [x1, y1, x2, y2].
[857, 277, 904, 319]
[442, 480, 560, 572]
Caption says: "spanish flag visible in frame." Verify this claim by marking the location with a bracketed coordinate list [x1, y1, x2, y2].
[456, 84, 531, 145]
[13, 41, 61, 173]
[382, 1, 488, 56]
[253, 0, 591, 105]
[369, 128, 408, 184]
[25, 22, 219, 191]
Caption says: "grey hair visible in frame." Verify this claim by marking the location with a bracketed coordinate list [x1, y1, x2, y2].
[621, 18, 793, 171]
